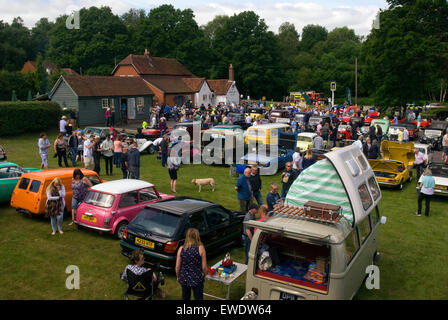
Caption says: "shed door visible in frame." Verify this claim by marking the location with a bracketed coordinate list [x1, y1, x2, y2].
[127, 98, 136, 120]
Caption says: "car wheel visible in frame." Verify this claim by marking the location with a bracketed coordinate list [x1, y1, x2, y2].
[115, 221, 128, 240]
[147, 145, 156, 154]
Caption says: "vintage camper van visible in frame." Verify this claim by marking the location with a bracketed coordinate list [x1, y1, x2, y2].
[10, 168, 103, 216]
[245, 123, 290, 146]
[243, 145, 386, 300]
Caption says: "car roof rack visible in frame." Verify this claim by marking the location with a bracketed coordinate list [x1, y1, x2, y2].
[271, 204, 343, 225]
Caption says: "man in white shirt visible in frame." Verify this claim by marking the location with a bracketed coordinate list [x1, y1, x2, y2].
[59, 116, 67, 134]
[245, 114, 252, 124]
[83, 135, 95, 169]
[353, 135, 363, 151]
[403, 127, 409, 142]
[292, 147, 302, 171]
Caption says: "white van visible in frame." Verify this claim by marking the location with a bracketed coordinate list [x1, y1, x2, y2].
[243, 145, 386, 300]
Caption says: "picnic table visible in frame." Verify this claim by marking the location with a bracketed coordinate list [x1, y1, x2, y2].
[204, 261, 247, 300]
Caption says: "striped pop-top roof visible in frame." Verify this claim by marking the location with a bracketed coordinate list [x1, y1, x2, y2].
[285, 159, 354, 225]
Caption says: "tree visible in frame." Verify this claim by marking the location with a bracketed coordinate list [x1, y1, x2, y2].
[300, 24, 328, 52]
[133, 5, 212, 77]
[0, 17, 33, 71]
[360, 0, 447, 106]
[31, 18, 54, 59]
[47, 6, 130, 75]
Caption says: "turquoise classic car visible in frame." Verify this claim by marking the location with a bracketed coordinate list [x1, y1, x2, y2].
[0, 162, 40, 203]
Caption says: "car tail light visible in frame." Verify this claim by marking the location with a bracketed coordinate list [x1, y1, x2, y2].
[122, 227, 128, 240]
[164, 241, 179, 253]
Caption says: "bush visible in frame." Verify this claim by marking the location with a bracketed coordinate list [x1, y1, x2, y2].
[0, 101, 61, 137]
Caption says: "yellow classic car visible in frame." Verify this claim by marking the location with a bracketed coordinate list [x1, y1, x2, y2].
[368, 141, 414, 190]
[245, 108, 266, 120]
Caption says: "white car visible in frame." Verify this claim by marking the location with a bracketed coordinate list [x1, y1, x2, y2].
[296, 132, 317, 152]
[416, 163, 448, 196]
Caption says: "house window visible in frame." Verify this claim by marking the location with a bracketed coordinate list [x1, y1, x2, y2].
[136, 97, 145, 114]
[202, 94, 208, 101]
[101, 98, 109, 109]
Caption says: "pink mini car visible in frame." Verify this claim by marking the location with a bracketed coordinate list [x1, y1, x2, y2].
[74, 179, 174, 239]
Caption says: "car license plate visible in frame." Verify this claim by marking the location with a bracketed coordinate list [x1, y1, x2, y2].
[135, 237, 154, 249]
[81, 215, 97, 223]
[279, 292, 297, 300]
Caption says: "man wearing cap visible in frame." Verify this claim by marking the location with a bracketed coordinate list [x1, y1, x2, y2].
[59, 116, 67, 135]
[242, 203, 259, 264]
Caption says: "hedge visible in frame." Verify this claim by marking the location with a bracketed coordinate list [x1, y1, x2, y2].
[0, 101, 62, 137]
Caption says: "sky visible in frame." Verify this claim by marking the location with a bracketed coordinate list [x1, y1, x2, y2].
[0, 0, 389, 36]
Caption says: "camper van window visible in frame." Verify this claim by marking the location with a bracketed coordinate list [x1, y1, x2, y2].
[18, 178, 30, 190]
[254, 233, 330, 294]
[358, 217, 372, 244]
[357, 154, 368, 171]
[346, 159, 361, 177]
[358, 184, 373, 210]
[345, 229, 360, 265]
[368, 176, 381, 201]
[371, 206, 380, 226]
[29, 180, 41, 193]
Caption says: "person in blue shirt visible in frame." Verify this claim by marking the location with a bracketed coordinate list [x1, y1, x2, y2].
[416, 168, 435, 217]
[235, 168, 253, 213]
[164, 105, 171, 121]
[266, 183, 281, 213]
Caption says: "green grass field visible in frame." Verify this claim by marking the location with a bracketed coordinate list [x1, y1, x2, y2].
[0, 131, 447, 300]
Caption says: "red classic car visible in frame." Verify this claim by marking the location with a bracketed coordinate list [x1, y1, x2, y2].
[363, 112, 380, 125]
[340, 106, 359, 123]
[142, 127, 172, 139]
[410, 118, 431, 129]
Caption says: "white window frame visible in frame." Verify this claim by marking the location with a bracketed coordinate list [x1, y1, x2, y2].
[101, 98, 109, 109]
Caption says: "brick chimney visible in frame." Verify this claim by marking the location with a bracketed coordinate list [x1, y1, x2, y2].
[144, 48, 150, 56]
[229, 64, 234, 81]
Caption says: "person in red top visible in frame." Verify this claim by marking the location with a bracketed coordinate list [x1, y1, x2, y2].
[109, 127, 117, 141]
[344, 126, 352, 140]
[254, 205, 269, 233]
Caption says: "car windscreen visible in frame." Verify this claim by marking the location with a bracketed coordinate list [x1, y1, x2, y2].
[130, 208, 181, 238]
[84, 191, 115, 208]
[428, 124, 446, 130]
[247, 129, 265, 137]
[309, 118, 321, 125]
[297, 136, 312, 142]
[431, 166, 448, 178]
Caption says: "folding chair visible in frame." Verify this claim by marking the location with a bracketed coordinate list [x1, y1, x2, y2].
[123, 269, 155, 300]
